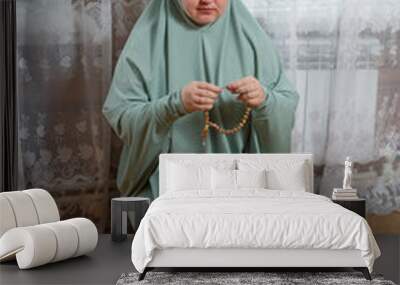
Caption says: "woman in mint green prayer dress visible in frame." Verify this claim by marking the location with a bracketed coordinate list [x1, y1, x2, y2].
[103, 0, 299, 200]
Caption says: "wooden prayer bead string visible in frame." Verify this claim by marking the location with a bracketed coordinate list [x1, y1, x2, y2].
[201, 107, 252, 143]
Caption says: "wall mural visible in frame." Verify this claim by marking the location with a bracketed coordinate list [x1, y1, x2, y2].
[16, 0, 399, 234]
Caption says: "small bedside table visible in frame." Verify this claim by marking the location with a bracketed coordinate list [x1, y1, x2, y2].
[111, 197, 150, 242]
[332, 198, 366, 218]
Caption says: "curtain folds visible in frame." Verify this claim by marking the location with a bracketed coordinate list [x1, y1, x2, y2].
[1, 0, 18, 192]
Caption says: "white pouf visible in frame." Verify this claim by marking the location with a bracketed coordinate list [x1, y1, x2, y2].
[65, 218, 98, 257]
[0, 196, 17, 237]
[0, 225, 57, 268]
[42, 221, 79, 262]
[23, 189, 60, 223]
[1, 191, 40, 227]
[0, 189, 98, 269]
[0, 218, 98, 269]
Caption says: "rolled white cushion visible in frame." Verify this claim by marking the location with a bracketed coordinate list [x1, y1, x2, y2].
[23, 189, 60, 224]
[0, 226, 57, 269]
[42, 221, 79, 262]
[0, 196, 17, 237]
[0, 218, 98, 269]
[64, 218, 98, 257]
[0, 192, 39, 227]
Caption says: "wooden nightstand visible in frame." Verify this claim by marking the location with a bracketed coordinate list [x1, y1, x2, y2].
[332, 198, 366, 218]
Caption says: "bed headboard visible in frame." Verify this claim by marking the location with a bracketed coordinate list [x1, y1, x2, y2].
[159, 153, 314, 195]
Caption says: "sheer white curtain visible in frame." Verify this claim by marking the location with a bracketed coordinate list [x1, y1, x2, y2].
[16, 0, 113, 230]
[245, 0, 383, 164]
[245, 0, 400, 219]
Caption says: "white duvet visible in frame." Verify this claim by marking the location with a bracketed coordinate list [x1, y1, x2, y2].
[131, 190, 380, 273]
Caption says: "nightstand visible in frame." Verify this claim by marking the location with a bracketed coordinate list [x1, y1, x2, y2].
[111, 197, 150, 242]
[332, 198, 366, 218]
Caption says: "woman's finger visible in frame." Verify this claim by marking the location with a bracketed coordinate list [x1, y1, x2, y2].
[195, 103, 214, 111]
[227, 77, 249, 88]
[197, 82, 223, 93]
[226, 76, 254, 91]
[237, 94, 248, 102]
[242, 90, 260, 99]
[246, 97, 264, 108]
[235, 83, 259, 95]
[196, 88, 219, 100]
[193, 95, 215, 105]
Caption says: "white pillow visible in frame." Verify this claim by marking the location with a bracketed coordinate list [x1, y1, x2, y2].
[167, 162, 212, 191]
[212, 168, 237, 190]
[211, 168, 268, 190]
[267, 168, 306, 191]
[166, 159, 236, 171]
[237, 159, 307, 191]
[236, 169, 268, 189]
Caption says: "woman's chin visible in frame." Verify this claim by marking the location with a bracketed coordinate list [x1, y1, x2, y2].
[193, 14, 219, 25]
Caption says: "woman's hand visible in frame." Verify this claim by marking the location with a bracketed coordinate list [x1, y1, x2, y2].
[181, 81, 223, 113]
[226, 76, 266, 108]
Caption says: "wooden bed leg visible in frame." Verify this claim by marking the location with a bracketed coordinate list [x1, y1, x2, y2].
[354, 267, 371, 280]
[138, 268, 148, 281]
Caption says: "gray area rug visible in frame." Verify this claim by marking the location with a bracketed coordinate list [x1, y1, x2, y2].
[116, 272, 396, 285]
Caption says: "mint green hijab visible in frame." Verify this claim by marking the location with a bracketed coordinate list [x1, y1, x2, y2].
[103, 0, 299, 198]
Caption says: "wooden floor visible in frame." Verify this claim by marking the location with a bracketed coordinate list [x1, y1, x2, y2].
[368, 211, 400, 235]
[0, 235, 134, 285]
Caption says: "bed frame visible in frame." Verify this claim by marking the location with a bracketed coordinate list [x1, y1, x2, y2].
[139, 154, 371, 281]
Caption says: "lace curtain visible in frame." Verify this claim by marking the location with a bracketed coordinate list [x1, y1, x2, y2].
[244, 0, 400, 233]
[17, 0, 399, 233]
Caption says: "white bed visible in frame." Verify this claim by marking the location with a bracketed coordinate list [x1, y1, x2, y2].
[131, 154, 380, 280]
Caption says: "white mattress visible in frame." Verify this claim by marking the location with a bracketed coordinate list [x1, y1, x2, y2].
[131, 190, 380, 273]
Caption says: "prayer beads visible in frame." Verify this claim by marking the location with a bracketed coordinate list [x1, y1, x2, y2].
[201, 107, 252, 143]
